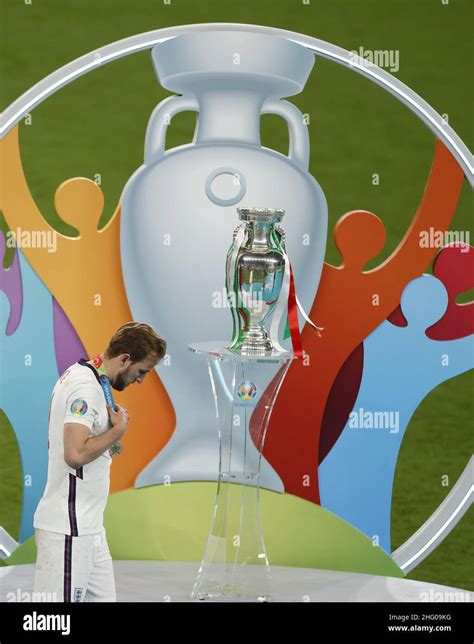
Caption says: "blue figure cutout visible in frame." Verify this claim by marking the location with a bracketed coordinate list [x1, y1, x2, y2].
[318, 274, 473, 554]
[0, 249, 59, 542]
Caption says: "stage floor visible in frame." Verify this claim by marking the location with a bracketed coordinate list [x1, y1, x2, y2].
[1, 561, 471, 602]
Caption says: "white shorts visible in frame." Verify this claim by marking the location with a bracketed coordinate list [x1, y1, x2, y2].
[34, 527, 116, 602]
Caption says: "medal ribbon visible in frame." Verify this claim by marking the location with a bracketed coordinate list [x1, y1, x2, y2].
[89, 354, 122, 456]
[287, 265, 303, 358]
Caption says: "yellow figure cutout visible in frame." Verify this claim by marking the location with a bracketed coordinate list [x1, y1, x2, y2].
[1, 125, 176, 492]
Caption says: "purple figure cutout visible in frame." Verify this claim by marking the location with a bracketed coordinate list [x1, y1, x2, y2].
[52, 298, 87, 375]
[0, 230, 23, 335]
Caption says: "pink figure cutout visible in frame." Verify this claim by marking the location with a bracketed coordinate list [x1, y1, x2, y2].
[389, 243, 473, 339]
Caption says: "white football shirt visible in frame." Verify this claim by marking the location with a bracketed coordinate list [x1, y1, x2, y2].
[34, 360, 113, 536]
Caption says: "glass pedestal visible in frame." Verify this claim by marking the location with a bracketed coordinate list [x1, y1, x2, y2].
[188, 341, 294, 602]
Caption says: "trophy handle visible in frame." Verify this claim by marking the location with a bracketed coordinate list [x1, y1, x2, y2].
[144, 95, 199, 165]
[261, 99, 310, 171]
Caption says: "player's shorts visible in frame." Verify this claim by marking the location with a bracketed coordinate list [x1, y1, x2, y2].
[33, 527, 116, 602]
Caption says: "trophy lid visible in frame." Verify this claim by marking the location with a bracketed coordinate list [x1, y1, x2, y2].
[151, 31, 315, 98]
[237, 207, 285, 224]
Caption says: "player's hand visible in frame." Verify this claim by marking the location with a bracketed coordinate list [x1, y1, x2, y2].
[107, 404, 129, 439]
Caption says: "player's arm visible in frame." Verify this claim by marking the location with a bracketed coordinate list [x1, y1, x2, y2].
[63, 385, 128, 469]
[64, 410, 127, 469]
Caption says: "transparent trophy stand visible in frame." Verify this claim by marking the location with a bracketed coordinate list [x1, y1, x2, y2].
[188, 341, 294, 602]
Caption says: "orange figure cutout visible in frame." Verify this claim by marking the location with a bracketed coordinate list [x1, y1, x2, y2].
[0, 125, 176, 492]
[254, 140, 465, 504]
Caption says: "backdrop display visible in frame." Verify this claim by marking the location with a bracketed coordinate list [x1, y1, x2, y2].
[0, 16, 472, 595]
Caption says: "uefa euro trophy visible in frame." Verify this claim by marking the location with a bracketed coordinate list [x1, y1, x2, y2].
[188, 208, 295, 601]
[226, 207, 287, 356]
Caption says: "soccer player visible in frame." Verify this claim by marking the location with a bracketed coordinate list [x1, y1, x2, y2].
[33, 322, 166, 602]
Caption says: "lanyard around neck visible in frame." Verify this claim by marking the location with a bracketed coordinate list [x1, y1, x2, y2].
[84, 355, 118, 412]
[91, 353, 107, 377]
[77, 355, 122, 456]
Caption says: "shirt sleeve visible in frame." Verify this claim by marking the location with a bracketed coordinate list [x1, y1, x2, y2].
[64, 382, 103, 430]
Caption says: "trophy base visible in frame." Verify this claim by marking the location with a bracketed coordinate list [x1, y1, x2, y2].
[232, 325, 275, 357]
[193, 590, 271, 603]
[191, 583, 272, 603]
[239, 344, 273, 357]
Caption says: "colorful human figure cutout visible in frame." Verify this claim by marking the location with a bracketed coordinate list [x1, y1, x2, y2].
[318, 274, 473, 553]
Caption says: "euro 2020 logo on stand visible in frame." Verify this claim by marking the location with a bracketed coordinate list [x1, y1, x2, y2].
[236, 380, 258, 407]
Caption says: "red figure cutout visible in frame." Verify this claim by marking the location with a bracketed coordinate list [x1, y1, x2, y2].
[252, 140, 465, 503]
